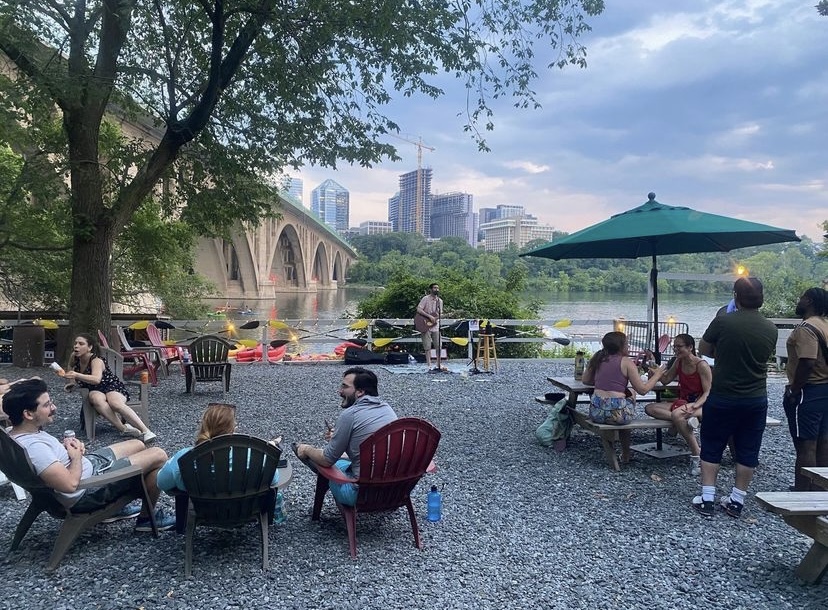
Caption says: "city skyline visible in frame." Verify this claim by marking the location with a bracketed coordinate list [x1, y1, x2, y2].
[296, 3, 828, 243]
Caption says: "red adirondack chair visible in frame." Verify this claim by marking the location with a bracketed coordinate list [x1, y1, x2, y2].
[310, 417, 441, 558]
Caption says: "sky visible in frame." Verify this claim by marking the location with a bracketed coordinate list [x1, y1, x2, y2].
[296, 1, 827, 242]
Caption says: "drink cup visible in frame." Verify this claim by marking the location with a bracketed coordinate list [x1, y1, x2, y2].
[50, 362, 65, 376]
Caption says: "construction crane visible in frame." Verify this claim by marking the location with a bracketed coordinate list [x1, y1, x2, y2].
[390, 134, 435, 235]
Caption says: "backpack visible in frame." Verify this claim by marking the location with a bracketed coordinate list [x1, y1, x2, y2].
[535, 397, 573, 447]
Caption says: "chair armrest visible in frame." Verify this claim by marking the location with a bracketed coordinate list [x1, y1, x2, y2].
[77, 464, 143, 489]
[315, 463, 357, 485]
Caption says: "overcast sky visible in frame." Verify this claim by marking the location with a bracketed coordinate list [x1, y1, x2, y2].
[297, 1, 827, 242]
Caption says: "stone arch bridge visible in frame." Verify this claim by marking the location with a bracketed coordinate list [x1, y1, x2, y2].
[194, 195, 357, 299]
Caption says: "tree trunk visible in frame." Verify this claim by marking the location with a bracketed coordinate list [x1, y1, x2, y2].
[65, 99, 114, 354]
[68, 222, 115, 351]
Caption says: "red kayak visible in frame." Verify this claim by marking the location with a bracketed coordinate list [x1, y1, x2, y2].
[234, 344, 287, 362]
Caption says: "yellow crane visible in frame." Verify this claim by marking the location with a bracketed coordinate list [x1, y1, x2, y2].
[390, 134, 435, 235]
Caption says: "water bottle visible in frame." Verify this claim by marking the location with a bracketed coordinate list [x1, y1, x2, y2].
[574, 351, 585, 380]
[427, 485, 442, 522]
[273, 490, 287, 524]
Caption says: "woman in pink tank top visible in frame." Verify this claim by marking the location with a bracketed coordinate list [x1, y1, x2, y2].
[582, 331, 665, 465]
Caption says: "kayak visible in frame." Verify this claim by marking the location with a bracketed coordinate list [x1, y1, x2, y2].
[233, 344, 287, 362]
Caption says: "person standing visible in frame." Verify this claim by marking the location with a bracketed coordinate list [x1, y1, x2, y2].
[415, 283, 443, 370]
[294, 367, 397, 506]
[693, 277, 777, 519]
[783, 287, 828, 490]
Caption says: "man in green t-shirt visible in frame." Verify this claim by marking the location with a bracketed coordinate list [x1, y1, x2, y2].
[693, 277, 777, 519]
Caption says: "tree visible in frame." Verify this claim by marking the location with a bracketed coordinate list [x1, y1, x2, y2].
[0, 1, 604, 338]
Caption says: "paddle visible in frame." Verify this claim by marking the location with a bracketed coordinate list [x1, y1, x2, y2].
[373, 336, 468, 348]
[128, 320, 151, 330]
[234, 339, 259, 348]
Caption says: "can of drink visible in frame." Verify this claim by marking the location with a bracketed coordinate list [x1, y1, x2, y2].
[50, 361, 66, 376]
[140, 370, 149, 384]
[64, 430, 76, 440]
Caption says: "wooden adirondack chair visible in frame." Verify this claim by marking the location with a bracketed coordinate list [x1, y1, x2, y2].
[97, 329, 158, 386]
[79, 347, 150, 441]
[185, 335, 232, 397]
[310, 417, 441, 558]
[116, 326, 168, 379]
[146, 323, 183, 374]
[177, 434, 282, 577]
[0, 428, 157, 571]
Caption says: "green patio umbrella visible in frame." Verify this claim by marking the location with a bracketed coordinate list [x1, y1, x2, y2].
[522, 192, 800, 359]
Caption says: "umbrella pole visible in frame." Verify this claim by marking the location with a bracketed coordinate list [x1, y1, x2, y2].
[650, 256, 661, 364]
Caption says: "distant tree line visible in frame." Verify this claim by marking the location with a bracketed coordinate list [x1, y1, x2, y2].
[347, 225, 828, 318]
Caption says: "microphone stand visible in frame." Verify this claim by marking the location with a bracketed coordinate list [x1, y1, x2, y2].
[433, 303, 444, 372]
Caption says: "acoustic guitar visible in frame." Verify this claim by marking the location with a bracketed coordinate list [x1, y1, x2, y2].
[414, 312, 437, 333]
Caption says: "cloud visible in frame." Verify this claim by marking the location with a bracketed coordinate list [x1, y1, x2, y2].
[502, 160, 550, 174]
[297, 1, 828, 241]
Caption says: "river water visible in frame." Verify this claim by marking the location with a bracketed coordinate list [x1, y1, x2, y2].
[211, 288, 728, 351]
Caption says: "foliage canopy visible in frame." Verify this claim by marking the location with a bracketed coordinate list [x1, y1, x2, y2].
[0, 0, 605, 338]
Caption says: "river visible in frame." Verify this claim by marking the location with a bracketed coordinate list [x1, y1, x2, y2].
[210, 287, 728, 347]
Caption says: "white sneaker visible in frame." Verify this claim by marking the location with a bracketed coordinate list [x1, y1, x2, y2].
[121, 424, 143, 438]
[142, 430, 157, 444]
[690, 456, 701, 476]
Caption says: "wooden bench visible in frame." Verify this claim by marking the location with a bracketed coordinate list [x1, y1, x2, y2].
[566, 406, 676, 471]
[755, 491, 828, 584]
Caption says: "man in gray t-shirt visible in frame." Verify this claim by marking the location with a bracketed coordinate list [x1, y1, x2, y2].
[295, 367, 397, 505]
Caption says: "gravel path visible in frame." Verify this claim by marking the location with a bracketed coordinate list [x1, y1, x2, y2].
[1, 359, 825, 609]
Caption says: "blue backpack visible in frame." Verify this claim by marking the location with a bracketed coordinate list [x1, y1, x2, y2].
[535, 397, 573, 446]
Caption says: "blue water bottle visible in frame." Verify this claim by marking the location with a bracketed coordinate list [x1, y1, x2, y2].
[427, 485, 442, 522]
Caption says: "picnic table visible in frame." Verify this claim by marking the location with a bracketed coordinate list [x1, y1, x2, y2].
[755, 468, 828, 585]
[541, 376, 686, 471]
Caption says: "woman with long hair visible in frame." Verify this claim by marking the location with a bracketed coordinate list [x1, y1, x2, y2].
[582, 331, 665, 464]
[644, 333, 712, 475]
[156, 403, 282, 500]
[63, 333, 155, 443]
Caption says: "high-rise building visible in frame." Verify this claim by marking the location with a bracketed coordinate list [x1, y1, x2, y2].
[388, 192, 400, 230]
[359, 220, 393, 235]
[392, 168, 433, 237]
[311, 179, 349, 232]
[479, 204, 525, 223]
[431, 192, 476, 247]
[286, 177, 303, 204]
[479, 216, 554, 252]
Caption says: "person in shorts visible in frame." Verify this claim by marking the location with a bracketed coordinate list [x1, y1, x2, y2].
[581, 331, 665, 465]
[694, 277, 777, 519]
[294, 367, 397, 505]
[2, 378, 175, 530]
[783, 287, 828, 490]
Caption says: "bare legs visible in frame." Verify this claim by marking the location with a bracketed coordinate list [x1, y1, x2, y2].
[645, 402, 701, 455]
[110, 440, 167, 516]
[88, 390, 150, 434]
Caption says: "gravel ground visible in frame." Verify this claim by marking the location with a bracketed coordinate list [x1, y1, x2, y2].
[1, 359, 826, 609]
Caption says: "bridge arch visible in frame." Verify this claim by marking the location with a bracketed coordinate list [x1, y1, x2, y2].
[194, 194, 357, 298]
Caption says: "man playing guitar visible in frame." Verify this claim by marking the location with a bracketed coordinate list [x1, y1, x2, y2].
[415, 283, 443, 370]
